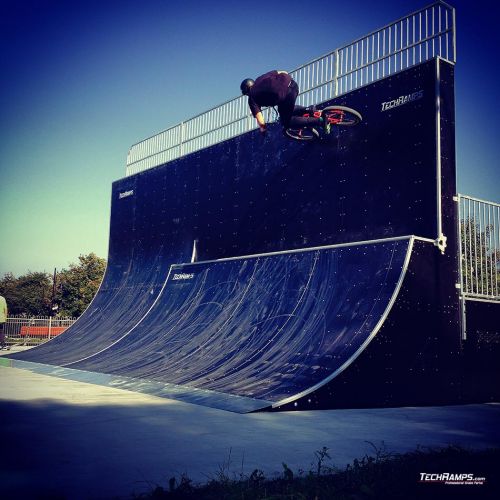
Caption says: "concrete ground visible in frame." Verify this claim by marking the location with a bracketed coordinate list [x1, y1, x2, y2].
[1, 349, 499, 499]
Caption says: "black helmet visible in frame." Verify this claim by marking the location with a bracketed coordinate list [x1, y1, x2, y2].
[240, 78, 255, 95]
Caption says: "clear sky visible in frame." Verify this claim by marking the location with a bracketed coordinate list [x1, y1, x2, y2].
[1, 0, 498, 276]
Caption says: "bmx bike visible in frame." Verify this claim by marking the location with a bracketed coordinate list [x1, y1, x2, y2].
[285, 105, 362, 141]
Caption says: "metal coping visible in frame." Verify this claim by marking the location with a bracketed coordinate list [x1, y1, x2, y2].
[172, 235, 435, 268]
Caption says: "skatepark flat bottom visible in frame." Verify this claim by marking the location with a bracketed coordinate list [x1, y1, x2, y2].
[1, 361, 499, 500]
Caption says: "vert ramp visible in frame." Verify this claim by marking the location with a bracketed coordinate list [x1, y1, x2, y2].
[6, 59, 463, 410]
[9, 237, 450, 413]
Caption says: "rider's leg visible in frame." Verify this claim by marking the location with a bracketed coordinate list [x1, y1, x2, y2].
[278, 80, 299, 129]
[288, 107, 326, 129]
[288, 104, 323, 128]
[289, 114, 323, 128]
[279, 81, 329, 133]
[292, 105, 307, 116]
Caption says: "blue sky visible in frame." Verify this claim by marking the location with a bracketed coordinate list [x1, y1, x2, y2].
[1, 0, 498, 276]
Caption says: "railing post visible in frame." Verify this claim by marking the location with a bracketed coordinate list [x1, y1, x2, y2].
[48, 316, 52, 340]
[334, 49, 339, 97]
[179, 122, 184, 158]
[451, 3, 456, 62]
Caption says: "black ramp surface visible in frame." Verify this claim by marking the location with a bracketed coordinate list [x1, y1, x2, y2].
[65, 238, 412, 410]
[8, 177, 177, 365]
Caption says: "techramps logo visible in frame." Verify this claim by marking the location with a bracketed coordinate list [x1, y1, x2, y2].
[118, 190, 134, 199]
[381, 90, 424, 112]
[419, 472, 486, 486]
[172, 272, 195, 281]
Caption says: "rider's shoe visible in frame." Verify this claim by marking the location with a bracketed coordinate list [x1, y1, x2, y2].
[305, 105, 317, 116]
[322, 117, 331, 135]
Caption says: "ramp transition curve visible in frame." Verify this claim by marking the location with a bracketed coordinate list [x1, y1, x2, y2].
[7, 237, 448, 412]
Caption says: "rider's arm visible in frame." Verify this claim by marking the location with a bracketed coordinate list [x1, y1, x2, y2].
[248, 97, 266, 132]
[255, 112, 266, 132]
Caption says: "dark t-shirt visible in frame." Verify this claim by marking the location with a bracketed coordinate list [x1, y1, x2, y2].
[248, 70, 292, 117]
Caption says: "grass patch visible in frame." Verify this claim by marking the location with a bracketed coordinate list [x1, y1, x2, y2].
[137, 444, 499, 499]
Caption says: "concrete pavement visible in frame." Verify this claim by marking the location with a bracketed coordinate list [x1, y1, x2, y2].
[1, 358, 499, 499]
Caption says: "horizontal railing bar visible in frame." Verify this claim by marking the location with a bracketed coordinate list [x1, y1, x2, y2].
[459, 193, 500, 208]
[462, 293, 500, 301]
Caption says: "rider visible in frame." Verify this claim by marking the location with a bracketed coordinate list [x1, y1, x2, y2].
[240, 70, 330, 134]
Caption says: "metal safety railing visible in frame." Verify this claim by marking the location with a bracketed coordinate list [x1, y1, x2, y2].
[458, 195, 500, 301]
[125, 1, 456, 176]
[3, 315, 77, 347]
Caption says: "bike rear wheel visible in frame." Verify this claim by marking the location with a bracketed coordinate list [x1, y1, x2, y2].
[322, 105, 362, 126]
[285, 126, 320, 141]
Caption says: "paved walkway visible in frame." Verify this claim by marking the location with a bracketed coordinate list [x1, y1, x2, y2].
[1, 358, 499, 499]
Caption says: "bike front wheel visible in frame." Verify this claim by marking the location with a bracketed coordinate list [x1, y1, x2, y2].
[322, 105, 362, 127]
[284, 126, 320, 141]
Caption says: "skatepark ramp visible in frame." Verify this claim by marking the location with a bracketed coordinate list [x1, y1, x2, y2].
[7, 236, 459, 412]
[4, 3, 499, 411]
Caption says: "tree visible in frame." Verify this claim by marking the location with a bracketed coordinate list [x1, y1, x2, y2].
[0, 253, 106, 318]
[55, 253, 106, 317]
[0, 271, 52, 315]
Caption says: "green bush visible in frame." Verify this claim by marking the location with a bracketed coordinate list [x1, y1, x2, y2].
[136, 445, 499, 500]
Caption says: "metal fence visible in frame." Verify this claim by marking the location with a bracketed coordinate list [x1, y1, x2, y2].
[3, 315, 77, 347]
[126, 1, 456, 176]
[458, 195, 500, 301]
